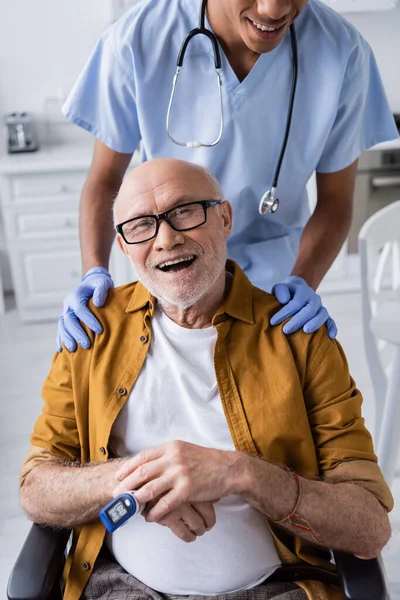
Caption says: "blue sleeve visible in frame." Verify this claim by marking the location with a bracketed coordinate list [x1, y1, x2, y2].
[317, 38, 398, 173]
[62, 24, 140, 154]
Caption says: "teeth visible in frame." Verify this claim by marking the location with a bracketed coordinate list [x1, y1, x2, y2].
[252, 20, 278, 32]
[158, 256, 194, 269]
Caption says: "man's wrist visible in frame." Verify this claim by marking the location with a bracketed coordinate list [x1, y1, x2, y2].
[233, 454, 298, 521]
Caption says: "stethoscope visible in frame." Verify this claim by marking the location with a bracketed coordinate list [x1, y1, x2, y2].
[166, 0, 298, 215]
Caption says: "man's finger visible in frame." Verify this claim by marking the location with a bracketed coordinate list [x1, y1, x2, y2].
[162, 504, 207, 536]
[114, 457, 165, 494]
[114, 473, 173, 506]
[144, 488, 186, 522]
[161, 518, 197, 543]
[116, 445, 166, 481]
[191, 502, 216, 531]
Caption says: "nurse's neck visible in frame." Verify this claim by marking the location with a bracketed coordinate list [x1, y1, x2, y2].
[206, 0, 260, 82]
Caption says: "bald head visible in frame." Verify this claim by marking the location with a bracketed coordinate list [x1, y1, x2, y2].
[113, 158, 223, 227]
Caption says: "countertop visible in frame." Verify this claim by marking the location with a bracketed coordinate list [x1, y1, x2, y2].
[0, 142, 141, 175]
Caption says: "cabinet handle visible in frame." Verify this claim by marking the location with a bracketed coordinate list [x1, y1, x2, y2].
[63, 219, 75, 228]
[70, 270, 80, 279]
[60, 184, 70, 193]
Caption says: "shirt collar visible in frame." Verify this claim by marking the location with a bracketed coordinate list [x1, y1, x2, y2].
[125, 260, 254, 324]
[125, 280, 155, 315]
[214, 260, 254, 325]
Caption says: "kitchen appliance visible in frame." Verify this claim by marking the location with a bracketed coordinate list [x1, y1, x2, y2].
[4, 112, 38, 154]
[348, 114, 400, 253]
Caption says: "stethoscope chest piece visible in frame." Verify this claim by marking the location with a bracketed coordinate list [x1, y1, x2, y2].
[259, 189, 279, 215]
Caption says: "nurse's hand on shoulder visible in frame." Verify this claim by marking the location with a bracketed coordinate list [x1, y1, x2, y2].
[56, 267, 114, 353]
[270, 276, 337, 339]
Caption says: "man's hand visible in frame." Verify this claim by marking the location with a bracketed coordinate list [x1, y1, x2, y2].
[114, 441, 240, 522]
[144, 499, 217, 543]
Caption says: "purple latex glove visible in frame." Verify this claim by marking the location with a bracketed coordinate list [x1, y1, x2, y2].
[56, 267, 114, 352]
[270, 276, 337, 339]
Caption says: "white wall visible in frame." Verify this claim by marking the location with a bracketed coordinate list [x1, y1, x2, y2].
[345, 9, 400, 113]
[0, 0, 111, 116]
[0, 2, 399, 292]
[0, 1, 111, 291]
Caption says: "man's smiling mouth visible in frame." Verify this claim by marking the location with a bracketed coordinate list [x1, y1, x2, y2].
[157, 256, 196, 273]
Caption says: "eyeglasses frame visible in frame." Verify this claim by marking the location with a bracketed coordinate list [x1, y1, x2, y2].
[115, 199, 222, 245]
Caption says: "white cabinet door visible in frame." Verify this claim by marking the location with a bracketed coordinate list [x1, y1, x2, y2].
[13, 243, 81, 302]
[9, 241, 82, 322]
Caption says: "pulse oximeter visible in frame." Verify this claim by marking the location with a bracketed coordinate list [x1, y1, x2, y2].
[99, 492, 145, 533]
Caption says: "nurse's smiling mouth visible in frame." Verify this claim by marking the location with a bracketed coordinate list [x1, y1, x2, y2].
[247, 18, 285, 40]
[245, 13, 296, 45]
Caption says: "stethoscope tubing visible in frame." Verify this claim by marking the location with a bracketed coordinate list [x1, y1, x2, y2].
[166, 0, 298, 212]
[271, 24, 298, 189]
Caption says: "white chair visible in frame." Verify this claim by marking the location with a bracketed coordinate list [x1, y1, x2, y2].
[358, 200, 400, 488]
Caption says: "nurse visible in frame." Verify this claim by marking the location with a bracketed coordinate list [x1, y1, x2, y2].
[58, 0, 398, 352]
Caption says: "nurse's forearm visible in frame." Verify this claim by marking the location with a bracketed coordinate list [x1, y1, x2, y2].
[20, 459, 126, 528]
[79, 141, 133, 275]
[79, 178, 118, 274]
[290, 162, 357, 290]
[290, 201, 351, 290]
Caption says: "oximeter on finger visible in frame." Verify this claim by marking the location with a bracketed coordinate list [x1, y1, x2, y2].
[99, 492, 145, 533]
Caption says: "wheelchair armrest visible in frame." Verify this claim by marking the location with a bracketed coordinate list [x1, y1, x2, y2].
[7, 523, 71, 600]
[333, 551, 389, 600]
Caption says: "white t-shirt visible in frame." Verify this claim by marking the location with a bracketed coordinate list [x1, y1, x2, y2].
[107, 307, 281, 595]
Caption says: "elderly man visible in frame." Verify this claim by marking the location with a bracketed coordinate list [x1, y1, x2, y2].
[21, 158, 392, 600]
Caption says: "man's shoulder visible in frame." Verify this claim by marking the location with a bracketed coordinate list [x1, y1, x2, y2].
[248, 282, 331, 363]
[250, 284, 282, 323]
[88, 281, 141, 323]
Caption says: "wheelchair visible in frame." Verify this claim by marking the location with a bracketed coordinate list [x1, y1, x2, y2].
[7, 522, 391, 600]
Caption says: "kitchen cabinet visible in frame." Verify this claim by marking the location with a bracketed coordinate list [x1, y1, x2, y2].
[0, 144, 140, 323]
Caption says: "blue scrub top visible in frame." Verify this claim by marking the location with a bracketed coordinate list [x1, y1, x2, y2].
[63, 0, 398, 292]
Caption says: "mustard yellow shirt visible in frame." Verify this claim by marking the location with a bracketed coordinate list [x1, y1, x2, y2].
[21, 261, 393, 600]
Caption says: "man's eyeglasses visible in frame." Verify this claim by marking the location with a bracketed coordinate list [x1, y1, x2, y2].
[116, 200, 221, 245]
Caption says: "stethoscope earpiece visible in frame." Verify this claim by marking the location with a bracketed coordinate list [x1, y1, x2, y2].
[259, 189, 279, 215]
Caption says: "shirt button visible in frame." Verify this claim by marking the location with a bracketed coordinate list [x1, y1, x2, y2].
[99, 447, 106, 455]
[81, 562, 91, 571]
[118, 387, 127, 396]
[140, 335, 148, 343]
